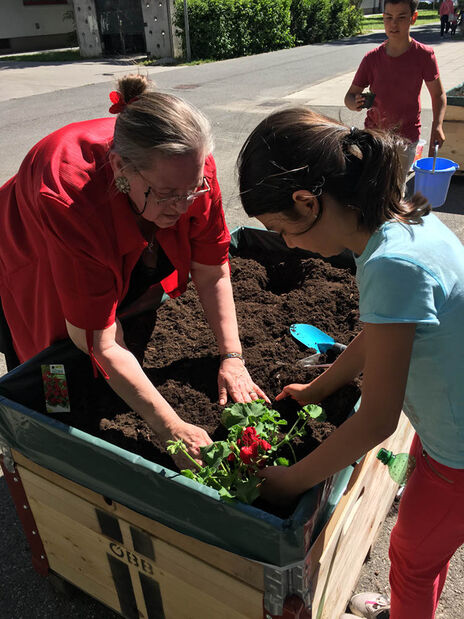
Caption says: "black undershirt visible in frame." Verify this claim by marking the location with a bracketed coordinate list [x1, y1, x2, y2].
[118, 244, 174, 312]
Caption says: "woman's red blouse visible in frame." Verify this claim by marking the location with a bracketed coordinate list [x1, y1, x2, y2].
[0, 118, 230, 363]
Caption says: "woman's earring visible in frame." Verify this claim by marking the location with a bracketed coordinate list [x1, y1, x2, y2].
[115, 176, 131, 194]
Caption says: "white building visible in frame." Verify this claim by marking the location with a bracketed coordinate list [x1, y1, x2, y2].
[72, 0, 180, 59]
[0, 0, 76, 55]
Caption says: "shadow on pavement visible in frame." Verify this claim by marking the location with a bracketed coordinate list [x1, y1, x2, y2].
[432, 175, 464, 216]
[0, 55, 145, 71]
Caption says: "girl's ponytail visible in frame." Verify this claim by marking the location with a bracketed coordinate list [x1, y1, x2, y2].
[330, 127, 430, 231]
[238, 107, 431, 233]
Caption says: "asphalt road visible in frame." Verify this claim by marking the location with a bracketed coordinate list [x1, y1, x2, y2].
[0, 24, 463, 618]
[0, 31, 391, 208]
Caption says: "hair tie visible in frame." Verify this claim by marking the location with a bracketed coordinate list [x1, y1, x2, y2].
[108, 91, 139, 114]
[343, 126, 361, 149]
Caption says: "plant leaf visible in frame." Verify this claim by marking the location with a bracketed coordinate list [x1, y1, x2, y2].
[181, 469, 197, 480]
[221, 404, 248, 428]
[235, 476, 261, 505]
[221, 400, 270, 428]
[166, 439, 186, 455]
[200, 441, 230, 469]
[301, 404, 326, 421]
[218, 486, 235, 500]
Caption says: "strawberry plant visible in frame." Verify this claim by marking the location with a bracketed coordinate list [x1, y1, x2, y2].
[167, 399, 325, 504]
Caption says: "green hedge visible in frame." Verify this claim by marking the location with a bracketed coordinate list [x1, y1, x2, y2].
[175, 0, 362, 61]
[292, 0, 363, 45]
[174, 0, 294, 60]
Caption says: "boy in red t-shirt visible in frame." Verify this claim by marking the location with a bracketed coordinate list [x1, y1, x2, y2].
[344, 0, 446, 178]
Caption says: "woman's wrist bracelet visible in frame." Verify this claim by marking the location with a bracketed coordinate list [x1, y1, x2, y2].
[220, 352, 245, 365]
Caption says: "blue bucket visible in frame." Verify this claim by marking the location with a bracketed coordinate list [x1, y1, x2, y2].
[413, 156, 459, 208]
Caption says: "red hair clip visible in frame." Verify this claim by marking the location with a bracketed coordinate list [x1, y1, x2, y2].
[109, 91, 139, 114]
[109, 91, 125, 114]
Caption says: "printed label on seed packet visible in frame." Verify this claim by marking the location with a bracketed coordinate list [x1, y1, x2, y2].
[41, 364, 70, 413]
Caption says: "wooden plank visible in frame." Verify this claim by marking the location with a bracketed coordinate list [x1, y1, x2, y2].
[12, 413, 413, 619]
[306, 414, 413, 619]
[13, 450, 264, 592]
[50, 556, 124, 613]
[444, 104, 464, 122]
[23, 478, 263, 619]
[440, 104, 464, 171]
[440, 123, 464, 171]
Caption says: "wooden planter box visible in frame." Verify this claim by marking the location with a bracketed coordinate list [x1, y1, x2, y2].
[1, 414, 413, 619]
[0, 227, 414, 616]
[439, 83, 464, 173]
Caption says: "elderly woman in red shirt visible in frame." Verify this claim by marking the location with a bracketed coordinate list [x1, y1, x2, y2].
[0, 74, 267, 460]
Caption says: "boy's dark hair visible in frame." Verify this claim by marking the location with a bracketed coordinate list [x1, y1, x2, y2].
[237, 107, 430, 233]
[384, 0, 419, 14]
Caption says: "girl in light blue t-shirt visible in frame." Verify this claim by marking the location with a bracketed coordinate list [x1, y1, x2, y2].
[238, 107, 464, 619]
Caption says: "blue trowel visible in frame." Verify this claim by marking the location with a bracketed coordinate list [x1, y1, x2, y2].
[290, 323, 347, 367]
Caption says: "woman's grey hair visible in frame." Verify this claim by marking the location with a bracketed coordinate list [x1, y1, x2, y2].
[112, 74, 213, 171]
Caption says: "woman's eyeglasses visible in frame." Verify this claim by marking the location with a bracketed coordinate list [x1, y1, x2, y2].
[138, 171, 211, 206]
[156, 177, 211, 205]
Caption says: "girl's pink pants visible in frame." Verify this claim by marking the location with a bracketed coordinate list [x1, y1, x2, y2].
[389, 433, 464, 618]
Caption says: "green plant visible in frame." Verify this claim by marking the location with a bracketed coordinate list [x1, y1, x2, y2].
[174, 0, 362, 60]
[174, 0, 294, 60]
[295, 0, 330, 44]
[167, 399, 326, 504]
[290, 0, 312, 45]
[291, 0, 361, 46]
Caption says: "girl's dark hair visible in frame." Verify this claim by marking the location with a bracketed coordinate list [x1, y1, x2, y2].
[237, 107, 430, 233]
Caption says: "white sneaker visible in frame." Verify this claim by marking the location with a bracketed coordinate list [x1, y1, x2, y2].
[349, 592, 390, 618]
[340, 615, 361, 618]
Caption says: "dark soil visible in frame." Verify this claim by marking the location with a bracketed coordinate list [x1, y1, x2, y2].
[54, 245, 361, 497]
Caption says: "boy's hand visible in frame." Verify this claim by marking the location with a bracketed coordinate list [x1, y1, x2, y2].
[428, 127, 445, 155]
[345, 85, 369, 112]
[354, 94, 366, 110]
[346, 93, 365, 111]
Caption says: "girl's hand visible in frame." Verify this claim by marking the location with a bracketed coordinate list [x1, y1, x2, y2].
[257, 465, 304, 505]
[275, 383, 314, 405]
[218, 358, 270, 405]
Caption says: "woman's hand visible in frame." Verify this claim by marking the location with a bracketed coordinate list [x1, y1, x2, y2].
[164, 419, 213, 469]
[257, 465, 305, 505]
[275, 383, 315, 405]
[217, 357, 270, 405]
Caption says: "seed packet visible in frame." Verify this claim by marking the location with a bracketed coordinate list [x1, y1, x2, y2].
[41, 364, 70, 413]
